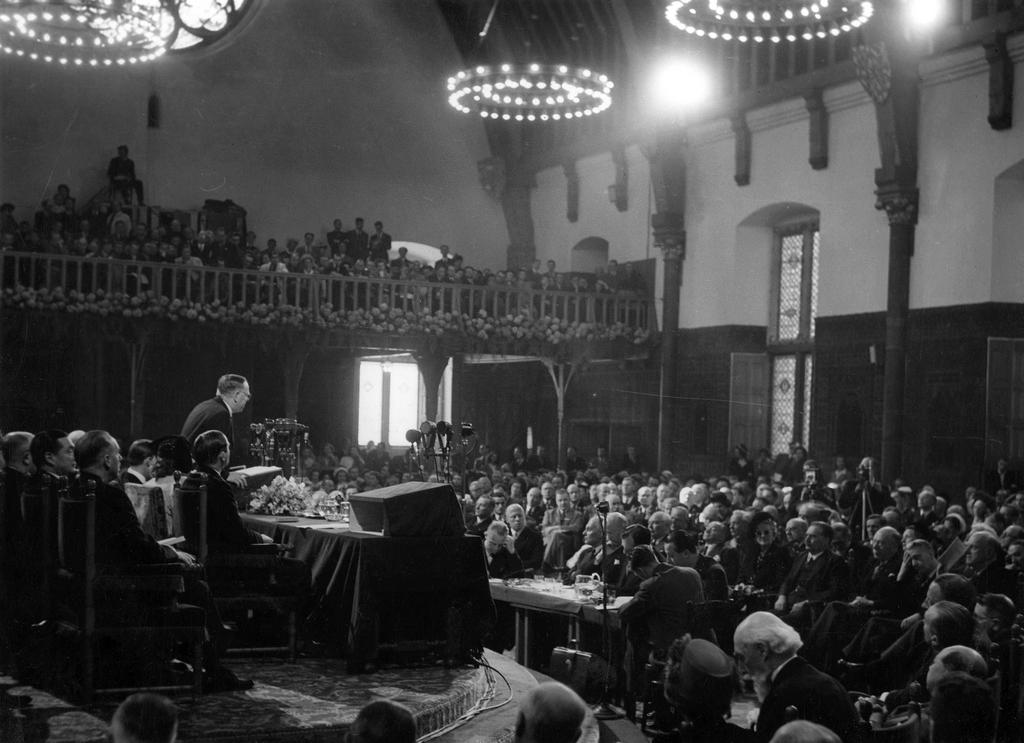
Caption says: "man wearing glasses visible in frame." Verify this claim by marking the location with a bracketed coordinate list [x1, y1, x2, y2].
[181, 373, 251, 469]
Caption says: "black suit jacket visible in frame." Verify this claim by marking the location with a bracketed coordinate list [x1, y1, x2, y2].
[86, 473, 176, 567]
[512, 525, 544, 571]
[198, 465, 262, 553]
[619, 563, 704, 653]
[119, 470, 145, 486]
[755, 656, 860, 743]
[487, 548, 523, 579]
[181, 397, 233, 452]
[779, 551, 847, 604]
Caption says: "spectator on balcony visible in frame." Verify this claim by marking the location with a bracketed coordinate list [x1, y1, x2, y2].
[36, 184, 75, 235]
[435, 244, 453, 269]
[108, 145, 144, 206]
[1, 202, 19, 244]
[224, 232, 245, 269]
[326, 219, 347, 258]
[259, 250, 289, 273]
[368, 221, 391, 263]
[346, 218, 369, 262]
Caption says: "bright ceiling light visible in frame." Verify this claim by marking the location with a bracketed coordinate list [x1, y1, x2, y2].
[647, 56, 712, 114]
[903, 0, 944, 30]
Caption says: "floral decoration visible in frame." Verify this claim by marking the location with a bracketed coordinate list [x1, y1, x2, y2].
[248, 475, 313, 515]
[1, 284, 653, 347]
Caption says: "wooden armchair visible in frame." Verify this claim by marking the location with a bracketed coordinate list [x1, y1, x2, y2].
[172, 471, 301, 660]
[53, 480, 204, 703]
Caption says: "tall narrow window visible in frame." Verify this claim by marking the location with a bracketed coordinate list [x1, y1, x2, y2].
[768, 222, 819, 454]
[357, 359, 419, 446]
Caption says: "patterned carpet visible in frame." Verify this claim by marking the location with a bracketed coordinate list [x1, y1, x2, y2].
[1, 651, 527, 742]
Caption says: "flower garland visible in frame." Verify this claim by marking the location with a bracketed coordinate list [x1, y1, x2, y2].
[248, 475, 312, 515]
[1, 285, 652, 346]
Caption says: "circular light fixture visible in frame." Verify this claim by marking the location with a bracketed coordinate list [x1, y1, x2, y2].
[0, 1, 172, 66]
[446, 63, 614, 122]
[0, 0, 254, 66]
[664, 0, 873, 43]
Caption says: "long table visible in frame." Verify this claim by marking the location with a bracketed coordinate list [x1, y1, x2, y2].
[488, 578, 629, 668]
[242, 514, 492, 671]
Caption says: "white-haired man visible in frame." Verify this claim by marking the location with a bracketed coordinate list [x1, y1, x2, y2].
[733, 611, 858, 742]
[965, 530, 1015, 596]
[514, 681, 587, 743]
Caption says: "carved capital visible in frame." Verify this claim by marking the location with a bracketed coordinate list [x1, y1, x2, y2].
[652, 212, 686, 261]
[875, 189, 919, 226]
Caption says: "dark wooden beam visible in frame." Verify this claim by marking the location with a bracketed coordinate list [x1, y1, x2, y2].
[731, 112, 751, 187]
[805, 88, 829, 170]
[984, 32, 1013, 130]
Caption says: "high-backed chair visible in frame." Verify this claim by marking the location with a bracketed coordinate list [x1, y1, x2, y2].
[123, 482, 170, 540]
[54, 479, 204, 702]
[172, 471, 302, 660]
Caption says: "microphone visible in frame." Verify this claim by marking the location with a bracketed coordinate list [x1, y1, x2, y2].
[405, 429, 421, 444]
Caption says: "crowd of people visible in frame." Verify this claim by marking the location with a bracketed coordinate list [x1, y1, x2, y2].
[3, 372, 1021, 742]
[1, 154, 647, 297]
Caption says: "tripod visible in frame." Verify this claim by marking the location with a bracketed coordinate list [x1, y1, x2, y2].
[592, 502, 624, 720]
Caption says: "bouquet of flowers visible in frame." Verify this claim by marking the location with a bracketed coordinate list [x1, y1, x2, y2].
[248, 475, 312, 515]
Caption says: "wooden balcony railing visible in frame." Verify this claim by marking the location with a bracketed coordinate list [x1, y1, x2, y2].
[0, 251, 656, 340]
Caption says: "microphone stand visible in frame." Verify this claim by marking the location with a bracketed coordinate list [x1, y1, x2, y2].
[592, 502, 623, 720]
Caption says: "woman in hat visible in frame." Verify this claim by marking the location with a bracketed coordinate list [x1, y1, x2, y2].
[662, 634, 753, 741]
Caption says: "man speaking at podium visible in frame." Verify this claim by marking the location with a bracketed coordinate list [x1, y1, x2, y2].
[182, 374, 251, 479]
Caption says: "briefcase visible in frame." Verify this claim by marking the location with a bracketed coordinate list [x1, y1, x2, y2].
[548, 646, 612, 702]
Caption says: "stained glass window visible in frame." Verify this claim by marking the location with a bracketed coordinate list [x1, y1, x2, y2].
[777, 233, 804, 341]
[768, 222, 819, 454]
[771, 355, 797, 455]
[357, 359, 419, 446]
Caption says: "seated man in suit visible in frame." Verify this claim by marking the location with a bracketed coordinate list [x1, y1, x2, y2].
[192, 431, 272, 551]
[483, 521, 523, 579]
[120, 439, 155, 486]
[665, 529, 729, 601]
[773, 521, 848, 631]
[565, 515, 603, 582]
[963, 530, 1015, 597]
[733, 611, 859, 743]
[505, 503, 543, 572]
[192, 430, 310, 587]
[620, 545, 706, 657]
[75, 429, 252, 692]
[540, 489, 585, 572]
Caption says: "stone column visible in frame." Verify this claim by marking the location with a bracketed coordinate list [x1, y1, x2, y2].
[653, 214, 686, 472]
[877, 190, 917, 483]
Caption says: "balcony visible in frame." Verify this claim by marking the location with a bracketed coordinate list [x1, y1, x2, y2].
[0, 251, 656, 359]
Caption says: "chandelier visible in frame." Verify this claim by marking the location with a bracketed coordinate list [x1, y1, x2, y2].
[0, 0, 252, 67]
[664, 0, 874, 43]
[447, 62, 614, 122]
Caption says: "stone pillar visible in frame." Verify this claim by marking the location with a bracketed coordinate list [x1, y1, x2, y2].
[653, 214, 686, 472]
[877, 190, 917, 483]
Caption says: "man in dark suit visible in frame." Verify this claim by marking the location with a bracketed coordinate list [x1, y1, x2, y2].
[483, 521, 523, 579]
[192, 430, 270, 553]
[345, 217, 369, 262]
[984, 457, 1020, 495]
[467, 495, 495, 538]
[75, 429, 252, 692]
[619, 545, 706, 656]
[964, 530, 1015, 597]
[774, 521, 848, 630]
[368, 220, 391, 263]
[505, 503, 543, 571]
[119, 438, 154, 486]
[733, 611, 859, 742]
[181, 373, 250, 469]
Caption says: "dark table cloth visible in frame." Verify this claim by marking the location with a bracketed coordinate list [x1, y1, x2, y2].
[242, 515, 493, 670]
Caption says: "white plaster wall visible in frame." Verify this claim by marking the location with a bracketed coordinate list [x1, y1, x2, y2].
[530, 43, 1024, 330]
[916, 45, 1024, 306]
[0, 0, 508, 265]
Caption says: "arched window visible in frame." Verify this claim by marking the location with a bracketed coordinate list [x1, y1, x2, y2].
[767, 220, 820, 454]
[570, 236, 609, 273]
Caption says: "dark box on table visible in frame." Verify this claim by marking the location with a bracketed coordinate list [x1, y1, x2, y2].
[348, 481, 465, 537]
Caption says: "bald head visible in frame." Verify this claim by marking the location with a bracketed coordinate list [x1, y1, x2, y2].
[605, 512, 628, 546]
[515, 682, 586, 743]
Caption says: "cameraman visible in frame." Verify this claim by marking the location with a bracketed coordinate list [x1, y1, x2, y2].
[839, 456, 889, 540]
